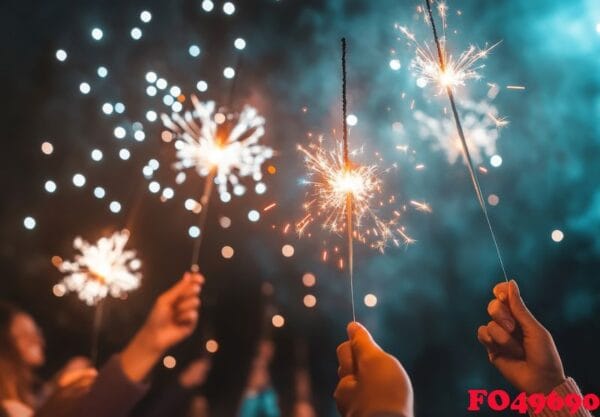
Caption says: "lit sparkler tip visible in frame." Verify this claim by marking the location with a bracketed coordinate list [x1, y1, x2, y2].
[56, 230, 142, 306]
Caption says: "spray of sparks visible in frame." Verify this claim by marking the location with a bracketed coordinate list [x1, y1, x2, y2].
[296, 137, 415, 264]
[55, 230, 142, 306]
[161, 95, 274, 202]
[396, 23, 498, 93]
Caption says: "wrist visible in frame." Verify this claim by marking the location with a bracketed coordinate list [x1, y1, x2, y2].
[120, 326, 165, 383]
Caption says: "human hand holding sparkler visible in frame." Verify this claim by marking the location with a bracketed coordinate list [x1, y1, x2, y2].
[478, 280, 566, 394]
[120, 272, 204, 382]
[334, 322, 413, 417]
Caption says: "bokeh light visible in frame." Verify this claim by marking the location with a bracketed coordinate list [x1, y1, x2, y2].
[271, 314, 285, 328]
[23, 216, 36, 230]
[206, 339, 219, 353]
[303, 294, 317, 308]
[281, 244, 294, 257]
[551, 229, 564, 242]
[163, 355, 177, 369]
[221, 246, 234, 259]
[364, 293, 378, 307]
[302, 273, 316, 287]
[41, 141, 54, 155]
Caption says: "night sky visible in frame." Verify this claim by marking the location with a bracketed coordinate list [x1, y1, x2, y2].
[1, 0, 600, 416]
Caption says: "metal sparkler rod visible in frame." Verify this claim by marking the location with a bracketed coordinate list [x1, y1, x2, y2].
[190, 167, 216, 272]
[341, 38, 357, 321]
[424, 0, 508, 282]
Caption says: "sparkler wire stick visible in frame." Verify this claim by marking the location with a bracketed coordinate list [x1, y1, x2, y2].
[190, 56, 241, 273]
[190, 168, 216, 272]
[424, 0, 508, 282]
[91, 300, 104, 366]
[341, 38, 357, 321]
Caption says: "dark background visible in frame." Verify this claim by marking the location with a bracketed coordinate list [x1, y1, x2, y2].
[1, 0, 599, 416]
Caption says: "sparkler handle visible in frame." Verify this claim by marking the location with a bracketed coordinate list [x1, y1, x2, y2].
[91, 300, 105, 366]
[190, 168, 216, 272]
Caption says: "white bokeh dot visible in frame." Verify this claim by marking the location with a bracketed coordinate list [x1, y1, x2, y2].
[72, 174, 86, 187]
[490, 155, 503, 168]
[248, 210, 260, 222]
[130, 27, 142, 40]
[44, 180, 57, 193]
[201, 0, 214, 12]
[188, 226, 200, 238]
[140, 10, 152, 23]
[551, 229, 564, 243]
[223, 67, 235, 79]
[196, 81, 208, 92]
[91, 28, 103, 41]
[223, 2, 235, 15]
[109, 201, 122, 213]
[55, 49, 68, 62]
[94, 187, 106, 199]
[389, 59, 401, 70]
[79, 82, 91, 94]
[234, 38, 246, 50]
[23, 217, 36, 230]
[346, 114, 358, 126]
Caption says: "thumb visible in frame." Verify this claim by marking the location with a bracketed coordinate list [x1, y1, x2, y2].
[507, 280, 542, 334]
[347, 322, 380, 362]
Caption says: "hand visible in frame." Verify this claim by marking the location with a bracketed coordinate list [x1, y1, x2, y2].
[121, 272, 204, 382]
[334, 322, 413, 417]
[477, 280, 566, 394]
[36, 368, 97, 417]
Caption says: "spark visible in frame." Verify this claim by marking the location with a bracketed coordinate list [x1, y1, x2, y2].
[487, 112, 509, 129]
[161, 95, 274, 200]
[410, 200, 432, 213]
[55, 230, 142, 306]
[296, 138, 413, 255]
[397, 25, 498, 93]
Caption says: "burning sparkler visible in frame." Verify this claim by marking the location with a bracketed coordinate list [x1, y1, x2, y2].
[161, 96, 273, 201]
[55, 230, 142, 306]
[400, 0, 509, 281]
[161, 95, 274, 270]
[297, 39, 417, 320]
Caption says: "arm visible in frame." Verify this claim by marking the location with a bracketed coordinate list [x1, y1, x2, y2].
[478, 280, 593, 417]
[75, 272, 204, 417]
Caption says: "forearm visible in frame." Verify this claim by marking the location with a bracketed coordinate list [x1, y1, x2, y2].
[120, 327, 164, 383]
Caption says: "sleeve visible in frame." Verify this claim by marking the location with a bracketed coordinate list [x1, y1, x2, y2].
[74, 355, 150, 417]
[529, 378, 594, 417]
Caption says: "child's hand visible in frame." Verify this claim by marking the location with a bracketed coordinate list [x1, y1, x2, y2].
[477, 280, 566, 394]
[334, 322, 413, 417]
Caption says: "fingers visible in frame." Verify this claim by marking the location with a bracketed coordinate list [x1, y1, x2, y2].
[477, 325, 499, 362]
[58, 368, 98, 387]
[336, 341, 353, 378]
[334, 375, 357, 416]
[487, 299, 515, 333]
[506, 280, 542, 335]
[161, 272, 204, 304]
[347, 322, 380, 363]
[486, 321, 525, 359]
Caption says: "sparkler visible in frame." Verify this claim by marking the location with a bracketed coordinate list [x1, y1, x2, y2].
[161, 95, 273, 271]
[410, 0, 508, 281]
[55, 229, 142, 364]
[297, 39, 415, 320]
[55, 229, 142, 306]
